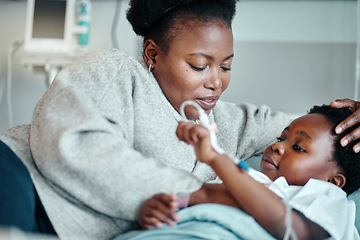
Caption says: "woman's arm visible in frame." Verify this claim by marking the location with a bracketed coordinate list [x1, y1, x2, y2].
[29, 49, 203, 221]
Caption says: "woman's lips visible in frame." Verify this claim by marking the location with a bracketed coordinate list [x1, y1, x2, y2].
[195, 97, 218, 110]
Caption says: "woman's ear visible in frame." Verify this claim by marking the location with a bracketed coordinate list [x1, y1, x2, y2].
[143, 39, 159, 70]
[329, 173, 346, 189]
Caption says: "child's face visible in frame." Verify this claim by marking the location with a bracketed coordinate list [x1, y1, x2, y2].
[261, 113, 340, 186]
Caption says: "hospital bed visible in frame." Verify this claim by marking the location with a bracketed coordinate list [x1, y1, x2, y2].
[0, 142, 359, 239]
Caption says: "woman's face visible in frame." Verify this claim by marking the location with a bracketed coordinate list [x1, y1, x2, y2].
[152, 21, 234, 119]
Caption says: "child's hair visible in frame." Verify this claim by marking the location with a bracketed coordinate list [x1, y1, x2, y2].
[308, 105, 360, 195]
[126, 0, 238, 52]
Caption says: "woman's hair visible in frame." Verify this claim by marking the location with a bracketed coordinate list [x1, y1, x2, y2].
[126, 0, 238, 52]
[308, 105, 360, 195]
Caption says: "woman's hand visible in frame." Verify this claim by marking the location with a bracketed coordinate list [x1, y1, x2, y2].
[138, 193, 179, 229]
[331, 98, 360, 152]
[176, 121, 218, 164]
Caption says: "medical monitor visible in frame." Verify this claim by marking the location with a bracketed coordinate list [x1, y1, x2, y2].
[24, 0, 76, 55]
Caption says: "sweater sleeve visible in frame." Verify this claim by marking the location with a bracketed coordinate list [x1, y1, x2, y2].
[29, 49, 202, 221]
[214, 101, 294, 160]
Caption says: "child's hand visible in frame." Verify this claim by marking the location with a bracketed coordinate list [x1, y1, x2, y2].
[138, 193, 179, 229]
[176, 121, 219, 164]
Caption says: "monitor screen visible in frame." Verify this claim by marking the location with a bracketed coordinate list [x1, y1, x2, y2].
[32, 0, 66, 39]
[24, 0, 75, 55]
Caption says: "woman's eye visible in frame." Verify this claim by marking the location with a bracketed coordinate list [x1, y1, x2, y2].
[293, 144, 305, 152]
[220, 66, 231, 72]
[277, 137, 284, 142]
[190, 65, 207, 71]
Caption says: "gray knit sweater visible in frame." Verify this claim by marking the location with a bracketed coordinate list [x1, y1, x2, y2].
[0, 48, 291, 240]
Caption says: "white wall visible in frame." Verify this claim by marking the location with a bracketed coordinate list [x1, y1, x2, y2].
[222, 0, 357, 115]
[0, 0, 357, 133]
[233, 1, 356, 43]
[0, 0, 140, 133]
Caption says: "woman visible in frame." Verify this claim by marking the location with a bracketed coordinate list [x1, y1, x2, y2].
[0, 0, 359, 239]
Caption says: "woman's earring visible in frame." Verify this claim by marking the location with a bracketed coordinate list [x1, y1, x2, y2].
[148, 64, 153, 73]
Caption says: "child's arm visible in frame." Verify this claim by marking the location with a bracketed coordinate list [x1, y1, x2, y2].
[137, 184, 240, 229]
[176, 121, 330, 240]
[205, 154, 329, 240]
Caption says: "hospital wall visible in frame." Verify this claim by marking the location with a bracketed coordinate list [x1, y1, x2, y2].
[0, 0, 357, 133]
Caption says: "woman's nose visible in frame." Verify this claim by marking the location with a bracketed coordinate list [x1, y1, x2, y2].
[271, 142, 285, 155]
[204, 68, 222, 90]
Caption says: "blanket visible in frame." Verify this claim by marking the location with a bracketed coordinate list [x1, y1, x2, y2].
[113, 204, 276, 240]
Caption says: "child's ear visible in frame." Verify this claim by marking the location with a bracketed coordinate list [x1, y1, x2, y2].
[329, 173, 346, 189]
[143, 39, 159, 69]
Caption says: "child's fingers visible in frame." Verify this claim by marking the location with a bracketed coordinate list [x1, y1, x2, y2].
[176, 121, 216, 162]
[189, 125, 209, 142]
[141, 216, 164, 229]
[148, 194, 179, 221]
[139, 193, 179, 228]
[176, 122, 194, 144]
[177, 121, 209, 145]
[153, 196, 178, 216]
[154, 193, 178, 210]
[142, 206, 178, 226]
[142, 214, 179, 229]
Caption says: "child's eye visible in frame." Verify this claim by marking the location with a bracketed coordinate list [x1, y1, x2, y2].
[293, 144, 305, 152]
[277, 137, 284, 142]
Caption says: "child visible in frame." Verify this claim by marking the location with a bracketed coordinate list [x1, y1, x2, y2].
[138, 105, 360, 240]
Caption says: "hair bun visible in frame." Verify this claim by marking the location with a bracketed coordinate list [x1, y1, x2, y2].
[126, 0, 198, 36]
